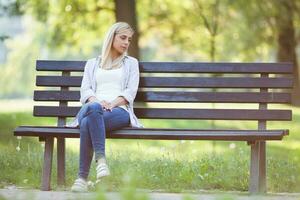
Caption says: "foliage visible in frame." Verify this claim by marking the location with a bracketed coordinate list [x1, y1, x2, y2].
[0, 0, 299, 98]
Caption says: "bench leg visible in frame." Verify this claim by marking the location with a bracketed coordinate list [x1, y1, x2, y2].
[41, 137, 54, 191]
[249, 141, 266, 194]
[57, 137, 66, 186]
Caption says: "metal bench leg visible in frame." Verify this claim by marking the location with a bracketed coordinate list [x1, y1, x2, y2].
[41, 137, 54, 191]
[57, 137, 66, 187]
[249, 141, 266, 194]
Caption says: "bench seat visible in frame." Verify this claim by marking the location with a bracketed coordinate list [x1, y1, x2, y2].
[15, 126, 288, 141]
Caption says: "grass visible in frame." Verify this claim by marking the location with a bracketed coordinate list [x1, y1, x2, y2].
[0, 101, 300, 194]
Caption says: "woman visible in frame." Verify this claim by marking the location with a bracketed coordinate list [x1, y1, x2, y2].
[70, 22, 143, 192]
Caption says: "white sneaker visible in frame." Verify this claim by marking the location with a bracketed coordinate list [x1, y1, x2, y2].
[71, 177, 88, 192]
[96, 162, 110, 180]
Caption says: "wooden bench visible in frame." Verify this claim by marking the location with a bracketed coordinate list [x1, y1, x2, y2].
[14, 60, 293, 194]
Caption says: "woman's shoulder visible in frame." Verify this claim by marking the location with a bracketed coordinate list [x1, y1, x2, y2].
[124, 55, 139, 65]
[84, 57, 100, 69]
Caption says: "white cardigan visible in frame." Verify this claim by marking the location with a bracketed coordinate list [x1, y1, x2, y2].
[67, 55, 143, 128]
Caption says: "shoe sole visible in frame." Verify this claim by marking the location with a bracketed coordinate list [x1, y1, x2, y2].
[71, 187, 88, 193]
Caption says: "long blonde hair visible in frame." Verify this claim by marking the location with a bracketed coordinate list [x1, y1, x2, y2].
[99, 22, 134, 70]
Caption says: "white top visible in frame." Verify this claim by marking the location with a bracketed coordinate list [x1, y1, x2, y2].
[95, 66, 128, 112]
[66, 56, 143, 128]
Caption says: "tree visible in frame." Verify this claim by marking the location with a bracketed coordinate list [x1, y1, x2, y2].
[275, 0, 300, 105]
[115, 0, 139, 58]
[192, 0, 221, 62]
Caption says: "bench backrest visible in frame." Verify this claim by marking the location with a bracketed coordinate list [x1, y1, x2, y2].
[34, 60, 293, 127]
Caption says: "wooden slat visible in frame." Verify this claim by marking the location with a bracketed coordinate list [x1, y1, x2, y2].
[34, 106, 80, 117]
[135, 92, 291, 103]
[33, 106, 292, 121]
[34, 91, 80, 101]
[34, 90, 291, 103]
[140, 62, 293, 74]
[36, 76, 81, 87]
[134, 108, 292, 120]
[36, 76, 293, 88]
[37, 60, 86, 71]
[140, 77, 293, 88]
[14, 126, 289, 141]
[36, 60, 293, 74]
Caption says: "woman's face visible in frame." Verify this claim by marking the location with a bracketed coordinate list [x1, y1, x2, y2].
[112, 29, 133, 55]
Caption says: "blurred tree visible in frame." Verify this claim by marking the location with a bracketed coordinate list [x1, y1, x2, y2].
[24, 0, 115, 51]
[192, 0, 221, 62]
[0, 0, 24, 16]
[275, 0, 300, 105]
[1, 0, 300, 100]
[0, 0, 24, 42]
[0, 35, 9, 42]
[230, 0, 300, 105]
[19, 0, 140, 58]
[115, 0, 139, 58]
[0, 18, 45, 98]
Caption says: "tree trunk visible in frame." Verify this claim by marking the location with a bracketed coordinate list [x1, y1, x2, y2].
[114, 0, 139, 59]
[276, 0, 300, 106]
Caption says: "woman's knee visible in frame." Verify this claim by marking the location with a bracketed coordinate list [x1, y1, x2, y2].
[86, 102, 104, 114]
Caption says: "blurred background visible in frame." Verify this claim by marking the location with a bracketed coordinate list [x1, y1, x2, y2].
[0, 0, 300, 102]
[0, 0, 300, 193]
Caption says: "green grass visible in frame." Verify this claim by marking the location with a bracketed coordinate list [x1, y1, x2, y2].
[0, 103, 300, 193]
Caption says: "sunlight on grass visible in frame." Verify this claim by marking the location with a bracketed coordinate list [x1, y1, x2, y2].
[66, 139, 236, 161]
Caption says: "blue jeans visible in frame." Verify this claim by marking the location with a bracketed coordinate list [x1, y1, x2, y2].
[77, 102, 130, 179]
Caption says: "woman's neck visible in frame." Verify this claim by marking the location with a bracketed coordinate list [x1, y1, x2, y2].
[111, 49, 121, 61]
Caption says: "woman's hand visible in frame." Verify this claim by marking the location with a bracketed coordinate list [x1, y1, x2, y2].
[99, 100, 113, 112]
[87, 97, 113, 112]
[105, 102, 116, 112]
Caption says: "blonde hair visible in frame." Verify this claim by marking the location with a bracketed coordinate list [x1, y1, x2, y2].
[99, 22, 134, 70]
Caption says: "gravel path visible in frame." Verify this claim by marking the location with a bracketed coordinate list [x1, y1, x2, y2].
[0, 188, 300, 200]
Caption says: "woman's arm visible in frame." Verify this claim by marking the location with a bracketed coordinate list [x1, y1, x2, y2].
[108, 96, 128, 110]
[87, 96, 97, 102]
[80, 59, 97, 104]
[118, 58, 140, 106]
